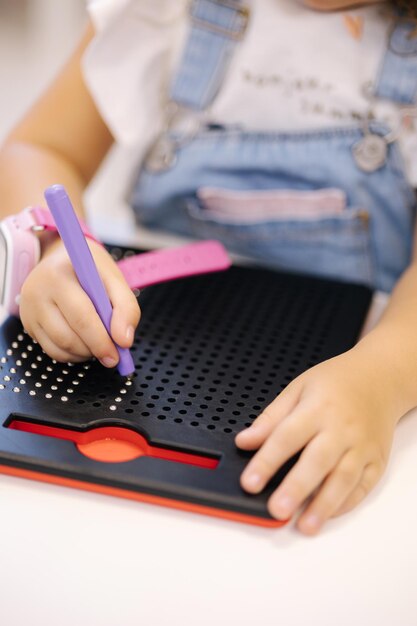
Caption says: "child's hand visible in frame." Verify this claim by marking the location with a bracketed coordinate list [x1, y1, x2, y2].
[19, 238, 140, 366]
[235, 349, 399, 535]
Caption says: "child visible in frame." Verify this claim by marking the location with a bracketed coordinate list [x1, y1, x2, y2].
[0, 0, 416, 535]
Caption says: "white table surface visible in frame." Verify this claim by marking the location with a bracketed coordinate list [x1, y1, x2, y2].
[1, 409, 417, 626]
[2, 161, 417, 626]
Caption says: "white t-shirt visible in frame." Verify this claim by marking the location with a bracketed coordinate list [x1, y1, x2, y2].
[83, 0, 417, 185]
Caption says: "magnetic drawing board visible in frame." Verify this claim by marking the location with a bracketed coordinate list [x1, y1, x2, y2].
[0, 245, 372, 526]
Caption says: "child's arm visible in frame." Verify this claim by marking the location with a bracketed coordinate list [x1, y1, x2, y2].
[236, 229, 417, 535]
[0, 23, 112, 217]
[0, 23, 140, 366]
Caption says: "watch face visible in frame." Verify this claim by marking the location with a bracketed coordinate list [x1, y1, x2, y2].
[0, 228, 7, 304]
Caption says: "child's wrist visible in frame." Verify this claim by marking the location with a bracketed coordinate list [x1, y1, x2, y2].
[351, 335, 413, 423]
[39, 232, 63, 259]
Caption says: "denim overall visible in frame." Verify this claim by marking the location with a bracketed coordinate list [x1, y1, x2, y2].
[131, 0, 417, 293]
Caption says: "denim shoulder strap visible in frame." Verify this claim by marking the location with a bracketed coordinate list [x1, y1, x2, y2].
[374, 19, 417, 104]
[170, 0, 250, 111]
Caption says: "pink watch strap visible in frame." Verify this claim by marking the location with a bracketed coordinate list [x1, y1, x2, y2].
[31, 209, 231, 286]
[29, 208, 230, 286]
[30, 207, 101, 245]
[117, 240, 231, 290]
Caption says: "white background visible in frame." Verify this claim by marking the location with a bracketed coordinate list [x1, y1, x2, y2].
[1, 3, 417, 625]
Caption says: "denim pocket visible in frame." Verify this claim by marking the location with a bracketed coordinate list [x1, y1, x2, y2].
[187, 187, 373, 286]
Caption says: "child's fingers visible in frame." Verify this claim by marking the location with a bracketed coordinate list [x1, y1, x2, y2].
[54, 284, 120, 366]
[33, 323, 87, 363]
[105, 276, 141, 348]
[239, 408, 318, 494]
[266, 433, 347, 520]
[235, 409, 280, 451]
[296, 451, 365, 535]
[331, 463, 381, 518]
[37, 303, 91, 359]
[235, 383, 301, 450]
[20, 297, 89, 362]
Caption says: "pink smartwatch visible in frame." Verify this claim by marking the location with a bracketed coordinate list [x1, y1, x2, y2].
[0, 206, 99, 316]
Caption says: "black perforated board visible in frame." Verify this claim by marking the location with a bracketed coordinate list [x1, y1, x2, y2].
[0, 245, 372, 523]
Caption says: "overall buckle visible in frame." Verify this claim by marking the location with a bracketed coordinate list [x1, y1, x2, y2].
[190, 0, 250, 41]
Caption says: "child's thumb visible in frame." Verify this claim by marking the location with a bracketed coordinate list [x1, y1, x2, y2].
[106, 276, 141, 349]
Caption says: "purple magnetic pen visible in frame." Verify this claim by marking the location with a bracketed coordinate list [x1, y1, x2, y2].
[44, 184, 135, 378]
